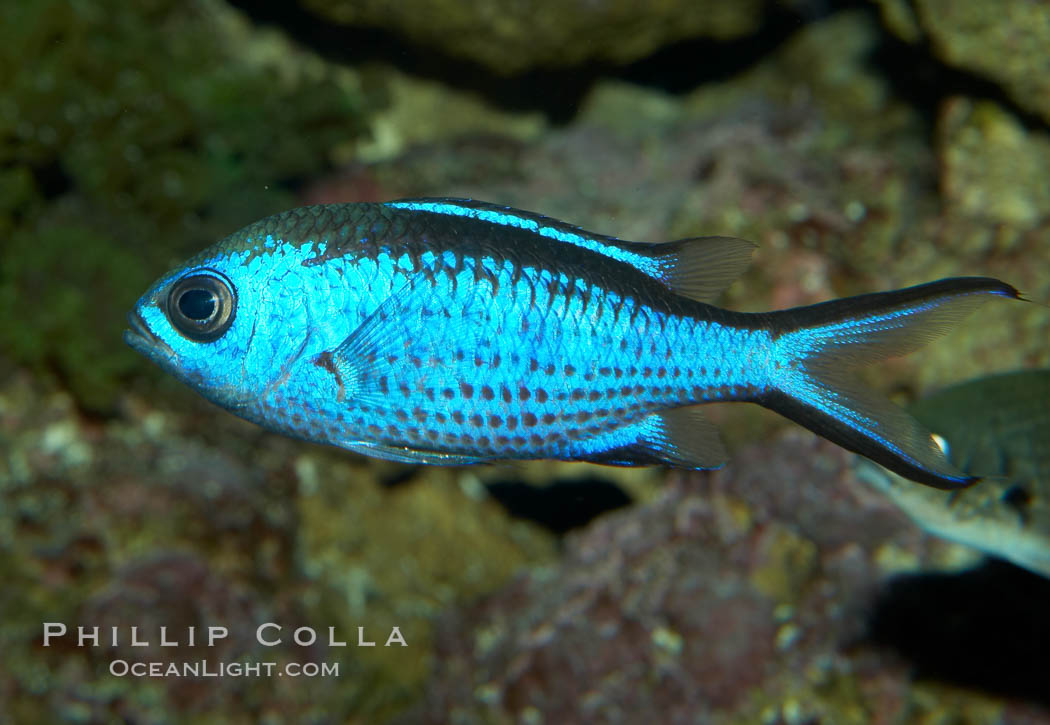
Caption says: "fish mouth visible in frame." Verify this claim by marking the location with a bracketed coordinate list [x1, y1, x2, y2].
[124, 309, 175, 359]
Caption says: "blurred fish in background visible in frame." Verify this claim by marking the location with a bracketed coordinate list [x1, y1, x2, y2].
[856, 369, 1050, 578]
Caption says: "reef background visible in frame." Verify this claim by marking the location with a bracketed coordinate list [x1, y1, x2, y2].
[1, 1, 1049, 723]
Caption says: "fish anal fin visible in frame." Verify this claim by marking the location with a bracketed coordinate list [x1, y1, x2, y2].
[640, 406, 729, 469]
[585, 407, 728, 470]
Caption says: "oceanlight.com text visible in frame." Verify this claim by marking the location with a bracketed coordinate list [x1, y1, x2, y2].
[109, 659, 340, 678]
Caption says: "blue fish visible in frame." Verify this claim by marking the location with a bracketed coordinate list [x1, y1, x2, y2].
[125, 198, 1019, 489]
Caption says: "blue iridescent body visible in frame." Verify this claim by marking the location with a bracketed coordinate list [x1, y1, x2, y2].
[125, 198, 1019, 488]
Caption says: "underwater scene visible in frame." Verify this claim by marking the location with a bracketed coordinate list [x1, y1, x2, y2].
[2, 0, 1049, 722]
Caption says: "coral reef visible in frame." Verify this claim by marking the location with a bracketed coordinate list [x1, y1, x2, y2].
[3, 1, 1049, 722]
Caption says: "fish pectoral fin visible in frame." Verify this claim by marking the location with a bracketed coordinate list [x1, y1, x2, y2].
[585, 407, 728, 469]
[635, 235, 756, 303]
[342, 441, 484, 466]
[328, 275, 486, 406]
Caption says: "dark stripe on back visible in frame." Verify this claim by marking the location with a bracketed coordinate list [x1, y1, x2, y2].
[214, 202, 752, 327]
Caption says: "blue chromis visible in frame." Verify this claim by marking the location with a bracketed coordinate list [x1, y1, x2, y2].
[125, 198, 1019, 489]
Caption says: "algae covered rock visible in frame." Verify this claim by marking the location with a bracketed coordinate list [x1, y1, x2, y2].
[938, 97, 1050, 228]
[873, 0, 1050, 124]
[0, 372, 555, 723]
[419, 433, 1050, 723]
[0, 0, 371, 411]
[300, 0, 764, 74]
[295, 454, 557, 717]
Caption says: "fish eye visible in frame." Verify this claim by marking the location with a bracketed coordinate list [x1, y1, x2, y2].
[165, 270, 237, 342]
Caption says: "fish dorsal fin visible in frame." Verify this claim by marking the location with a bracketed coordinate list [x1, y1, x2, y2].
[385, 198, 755, 302]
[635, 236, 757, 303]
[638, 406, 729, 469]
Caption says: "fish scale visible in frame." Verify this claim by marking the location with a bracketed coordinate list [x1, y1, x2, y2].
[126, 198, 1019, 487]
[263, 236, 760, 460]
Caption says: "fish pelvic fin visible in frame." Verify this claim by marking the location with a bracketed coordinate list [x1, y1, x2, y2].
[763, 277, 1020, 489]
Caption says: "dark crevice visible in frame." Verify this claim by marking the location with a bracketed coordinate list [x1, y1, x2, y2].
[227, 0, 588, 123]
[378, 465, 422, 488]
[229, 0, 1049, 135]
[864, 558, 1050, 707]
[484, 476, 632, 534]
[867, 14, 1049, 133]
[601, 3, 807, 94]
[29, 159, 73, 200]
[227, 1, 817, 123]
[375, 467, 632, 533]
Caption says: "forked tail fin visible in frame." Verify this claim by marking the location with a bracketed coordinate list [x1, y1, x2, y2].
[762, 277, 1020, 489]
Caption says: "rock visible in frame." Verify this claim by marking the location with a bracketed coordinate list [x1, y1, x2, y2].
[0, 0, 372, 413]
[300, 0, 764, 74]
[873, 0, 1050, 124]
[418, 432, 1050, 723]
[938, 97, 1050, 228]
[0, 372, 555, 723]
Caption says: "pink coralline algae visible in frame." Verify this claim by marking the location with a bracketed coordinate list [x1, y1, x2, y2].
[416, 430, 1050, 724]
